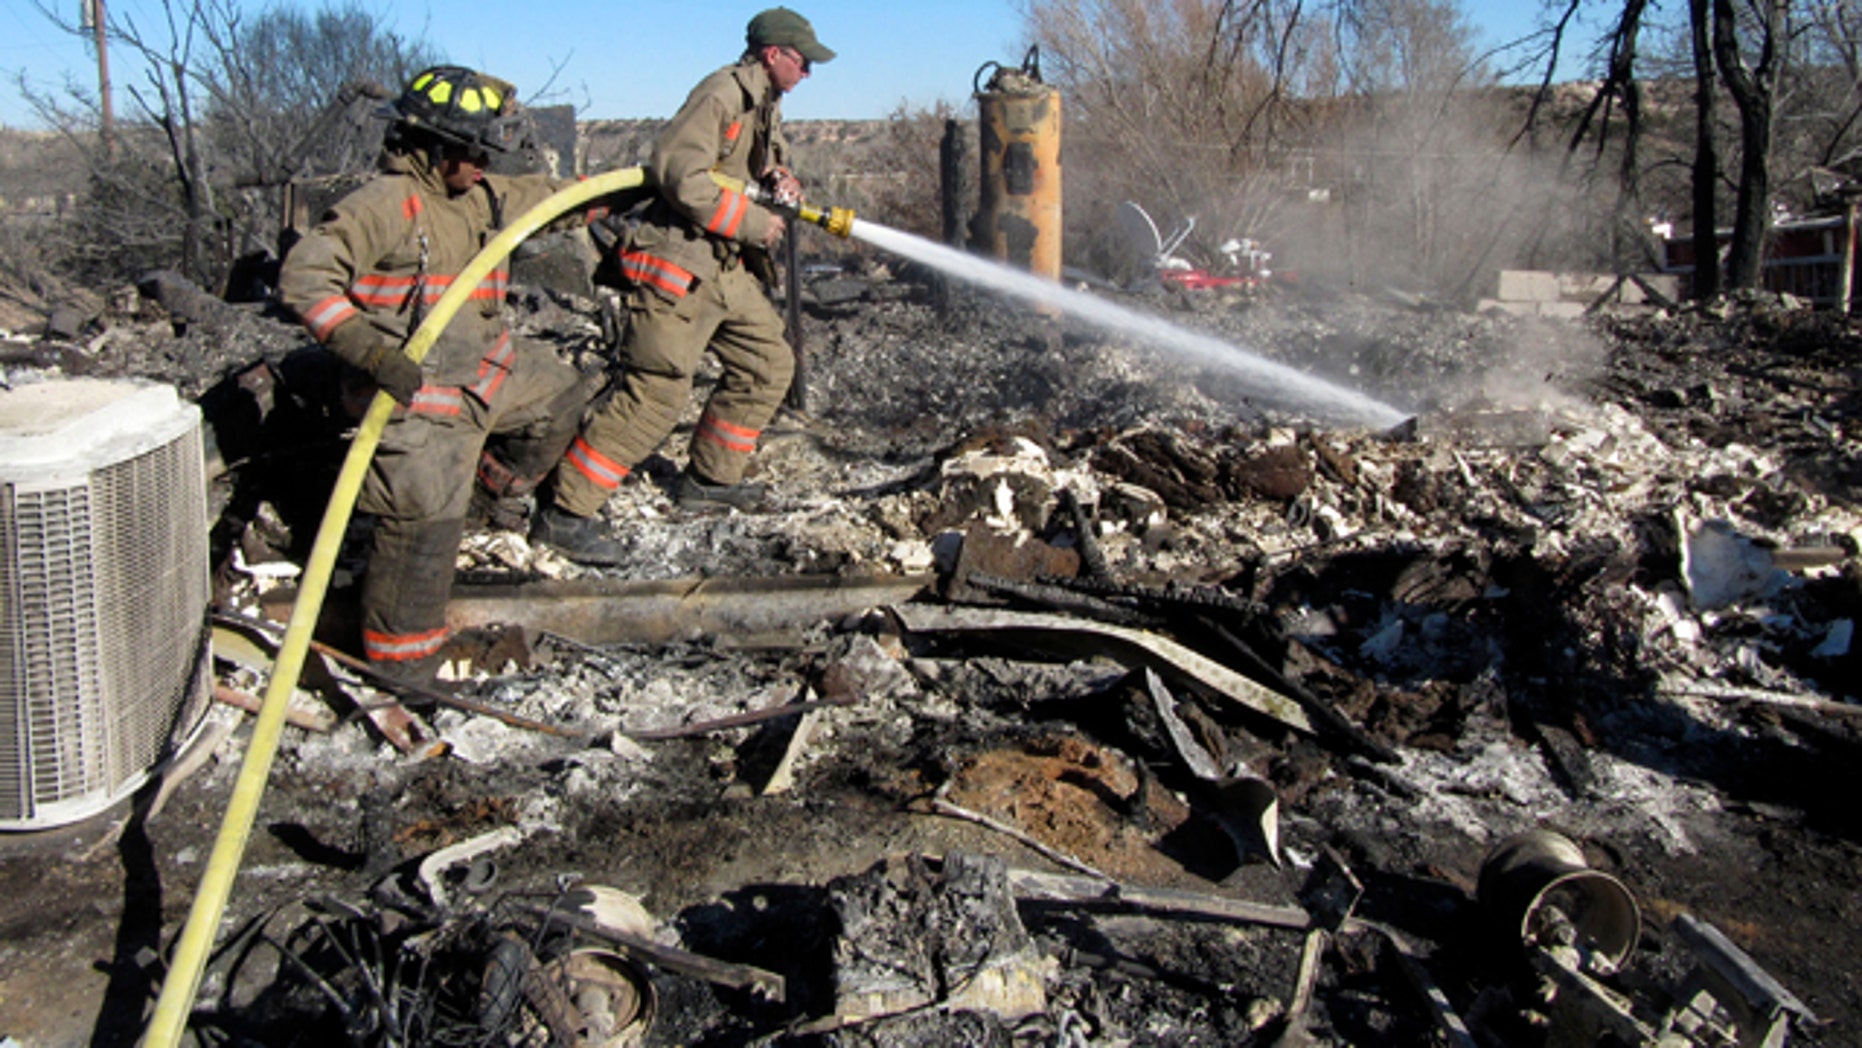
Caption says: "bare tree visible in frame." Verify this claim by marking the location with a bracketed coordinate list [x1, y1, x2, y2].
[23, 0, 432, 291]
[1690, 0, 1723, 298]
[198, 2, 431, 187]
[1795, 0, 1862, 170]
[1714, 0, 1789, 289]
[25, 0, 219, 282]
[1326, 0, 1504, 288]
[1576, 0, 1652, 267]
[1025, 0, 1324, 272]
[1021, 0, 1499, 290]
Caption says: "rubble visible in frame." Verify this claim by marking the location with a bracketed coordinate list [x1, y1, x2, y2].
[0, 261, 1858, 1048]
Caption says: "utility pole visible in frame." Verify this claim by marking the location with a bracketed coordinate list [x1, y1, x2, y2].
[85, 0, 114, 157]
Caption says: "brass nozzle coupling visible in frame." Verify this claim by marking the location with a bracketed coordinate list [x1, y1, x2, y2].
[729, 174, 856, 239]
[798, 202, 855, 239]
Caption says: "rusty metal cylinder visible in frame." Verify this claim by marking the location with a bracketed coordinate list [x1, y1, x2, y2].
[972, 52, 1062, 281]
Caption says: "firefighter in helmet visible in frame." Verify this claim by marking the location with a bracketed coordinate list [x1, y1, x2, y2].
[278, 65, 603, 681]
[530, 7, 836, 564]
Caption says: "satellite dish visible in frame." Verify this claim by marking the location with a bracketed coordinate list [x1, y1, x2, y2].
[1115, 200, 1163, 259]
[1116, 200, 1195, 262]
[1159, 214, 1196, 258]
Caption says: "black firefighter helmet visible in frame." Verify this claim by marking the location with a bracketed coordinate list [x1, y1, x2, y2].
[383, 65, 522, 155]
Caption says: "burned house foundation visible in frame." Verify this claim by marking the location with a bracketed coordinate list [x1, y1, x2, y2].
[0, 255, 1857, 1047]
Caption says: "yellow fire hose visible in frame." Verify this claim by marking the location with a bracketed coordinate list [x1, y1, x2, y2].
[142, 165, 650, 1048]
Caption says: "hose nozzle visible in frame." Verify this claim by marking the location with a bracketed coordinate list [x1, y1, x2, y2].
[794, 201, 855, 239]
[716, 171, 855, 239]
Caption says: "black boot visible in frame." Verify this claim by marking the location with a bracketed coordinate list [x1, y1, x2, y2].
[675, 471, 766, 511]
[530, 505, 626, 566]
[366, 651, 444, 688]
[468, 488, 533, 532]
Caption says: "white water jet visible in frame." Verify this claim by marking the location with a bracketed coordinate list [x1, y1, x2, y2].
[850, 219, 1408, 429]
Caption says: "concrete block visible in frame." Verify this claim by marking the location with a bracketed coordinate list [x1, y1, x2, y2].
[1558, 272, 1617, 301]
[1538, 301, 1589, 320]
[1497, 270, 1561, 302]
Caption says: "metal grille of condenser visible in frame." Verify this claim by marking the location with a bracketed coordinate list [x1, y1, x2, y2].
[0, 379, 211, 829]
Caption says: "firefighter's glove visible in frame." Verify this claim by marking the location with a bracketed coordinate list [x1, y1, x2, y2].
[370, 350, 424, 407]
[761, 166, 802, 208]
[324, 318, 423, 406]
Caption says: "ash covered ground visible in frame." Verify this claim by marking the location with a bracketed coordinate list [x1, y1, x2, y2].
[1, 260, 1859, 1048]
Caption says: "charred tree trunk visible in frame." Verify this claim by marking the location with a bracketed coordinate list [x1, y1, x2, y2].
[1713, 0, 1786, 291]
[1610, 0, 1649, 271]
[1556, 0, 1649, 274]
[1690, 0, 1722, 299]
[161, 108, 213, 287]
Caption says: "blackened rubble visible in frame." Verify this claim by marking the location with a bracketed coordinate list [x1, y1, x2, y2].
[1, 265, 1859, 1047]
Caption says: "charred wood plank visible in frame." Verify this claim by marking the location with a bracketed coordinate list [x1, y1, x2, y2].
[1191, 615, 1399, 764]
[965, 572, 1160, 628]
[1036, 578, 1396, 761]
[213, 684, 334, 733]
[1004, 867, 1311, 930]
[1660, 679, 1862, 719]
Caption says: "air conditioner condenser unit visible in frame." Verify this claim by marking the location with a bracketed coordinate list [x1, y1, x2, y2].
[0, 377, 212, 829]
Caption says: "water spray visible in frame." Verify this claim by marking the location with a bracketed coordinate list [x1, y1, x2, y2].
[849, 222, 1410, 428]
[709, 171, 1405, 428]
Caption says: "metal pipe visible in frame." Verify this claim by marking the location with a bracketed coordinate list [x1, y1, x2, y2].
[257, 573, 932, 648]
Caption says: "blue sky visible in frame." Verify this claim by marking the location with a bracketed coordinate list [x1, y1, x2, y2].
[2, 0, 1590, 130]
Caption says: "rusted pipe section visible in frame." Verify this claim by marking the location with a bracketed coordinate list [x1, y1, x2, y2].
[262, 573, 932, 647]
[444, 574, 931, 645]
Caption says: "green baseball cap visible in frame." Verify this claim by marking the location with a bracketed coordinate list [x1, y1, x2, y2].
[746, 7, 836, 64]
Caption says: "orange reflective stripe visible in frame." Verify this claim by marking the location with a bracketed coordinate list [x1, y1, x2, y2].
[354, 274, 420, 290]
[696, 412, 758, 454]
[469, 331, 515, 400]
[476, 267, 509, 301]
[699, 412, 759, 440]
[565, 436, 629, 490]
[618, 250, 696, 298]
[724, 120, 743, 142]
[364, 625, 449, 661]
[409, 386, 464, 416]
[363, 272, 503, 305]
[402, 194, 424, 220]
[706, 187, 747, 238]
[352, 273, 420, 308]
[303, 294, 359, 340]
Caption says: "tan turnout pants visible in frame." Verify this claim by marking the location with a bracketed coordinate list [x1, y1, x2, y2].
[358, 338, 589, 666]
[553, 263, 794, 516]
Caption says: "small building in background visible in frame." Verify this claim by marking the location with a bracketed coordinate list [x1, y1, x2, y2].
[1658, 195, 1862, 312]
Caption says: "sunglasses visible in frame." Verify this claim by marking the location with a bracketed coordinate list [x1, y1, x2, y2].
[781, 47, 811, 74]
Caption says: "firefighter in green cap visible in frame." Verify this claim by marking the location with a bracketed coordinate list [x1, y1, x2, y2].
[279, 66, 604, 681]
[531, 7, 836, 565]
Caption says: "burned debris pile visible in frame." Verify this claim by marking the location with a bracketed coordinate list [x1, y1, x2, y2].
[2, 265, 1858, 1047]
